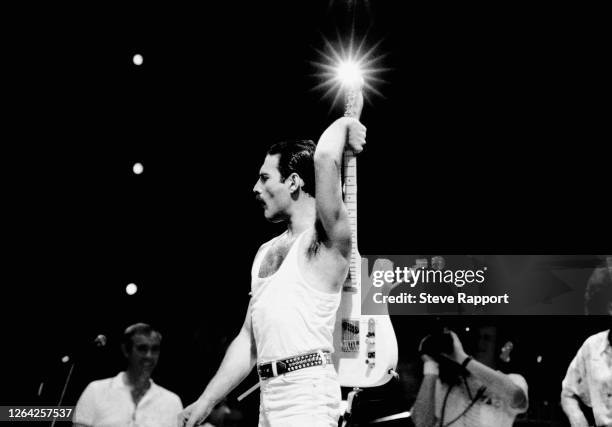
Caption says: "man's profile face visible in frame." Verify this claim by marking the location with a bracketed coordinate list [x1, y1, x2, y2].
[125, 333, 161, 375]
[253, 154, 292, 222]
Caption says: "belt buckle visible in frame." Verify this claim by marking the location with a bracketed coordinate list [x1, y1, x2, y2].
[267, 359, 287, 377]
[261, 360, 287, 378]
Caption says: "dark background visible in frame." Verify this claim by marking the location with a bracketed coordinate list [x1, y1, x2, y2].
[2, 2, 610, 425]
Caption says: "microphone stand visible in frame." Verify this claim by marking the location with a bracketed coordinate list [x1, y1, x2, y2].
[50, 361, 75, 427]
[47, 334, 106, 427]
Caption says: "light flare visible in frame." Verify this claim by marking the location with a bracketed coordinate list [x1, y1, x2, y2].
[336, 60, 364, 87]
[311, 33, 389, 110]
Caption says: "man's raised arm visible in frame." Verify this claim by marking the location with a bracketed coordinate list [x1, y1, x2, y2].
[313, 113, 366, 257]
[445, 331, 528, 412]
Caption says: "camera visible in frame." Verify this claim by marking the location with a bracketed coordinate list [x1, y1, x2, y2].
[419, 328, 454, 359]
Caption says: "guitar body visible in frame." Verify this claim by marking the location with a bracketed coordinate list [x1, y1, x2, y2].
[332, 85, 399, 388]
[332, 276, 399, 387]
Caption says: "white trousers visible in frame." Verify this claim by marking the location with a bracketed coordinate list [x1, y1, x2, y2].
[258, 364, 341, 427]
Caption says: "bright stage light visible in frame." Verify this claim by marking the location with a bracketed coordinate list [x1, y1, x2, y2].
[336, 60, 364, 87]
[61, 355, 70, 363]
[133, 54, 143, 66]
[133, 162, 143, 175]
[126, 283, 138, 295]
[311, 35, 387, 110]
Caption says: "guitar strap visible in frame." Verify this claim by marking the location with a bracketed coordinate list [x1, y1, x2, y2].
[439, 380, 487, 427]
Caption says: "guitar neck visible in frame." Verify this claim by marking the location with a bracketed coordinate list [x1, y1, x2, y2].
[342, 84, 361, 289]
[343, 150, 359, 288]
[334, 83, 399, 388]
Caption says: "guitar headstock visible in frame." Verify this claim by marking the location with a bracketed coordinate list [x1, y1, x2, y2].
[343, 81, 364, 119]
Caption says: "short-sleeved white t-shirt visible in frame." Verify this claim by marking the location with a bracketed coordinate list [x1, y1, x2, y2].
[73, 372, 182, 427]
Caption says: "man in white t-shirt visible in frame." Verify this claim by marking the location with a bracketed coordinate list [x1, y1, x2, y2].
[73, 323, 182, 427]
[562, 329, 612, 427]
[561, 258, 612, 427]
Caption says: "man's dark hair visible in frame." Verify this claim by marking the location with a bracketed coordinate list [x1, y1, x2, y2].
[584, 265, 612, 315]
[122, 323, 162, 351]
[267, 139, 316, 197]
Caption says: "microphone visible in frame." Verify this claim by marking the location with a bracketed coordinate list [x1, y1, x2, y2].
[63, 334, 107, 361]
[94, 334, 107, 347]
[38, 334, 109, 400]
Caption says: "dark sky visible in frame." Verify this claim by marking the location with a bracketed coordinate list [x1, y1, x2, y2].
[2, 1, 609, 418]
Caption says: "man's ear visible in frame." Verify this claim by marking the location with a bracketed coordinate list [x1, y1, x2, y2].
[288, 173, 303, 193]
[121, 343, 129, 358]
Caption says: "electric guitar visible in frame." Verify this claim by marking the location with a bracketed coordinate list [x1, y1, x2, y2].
[332, 83, 399, 388]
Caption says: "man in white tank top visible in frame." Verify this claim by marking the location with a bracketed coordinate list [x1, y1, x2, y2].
[180, 94, 366, 427]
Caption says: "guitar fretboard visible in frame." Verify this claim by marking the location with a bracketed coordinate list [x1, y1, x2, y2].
[343, 150, 359, 291]
[342, 84, 361, 292]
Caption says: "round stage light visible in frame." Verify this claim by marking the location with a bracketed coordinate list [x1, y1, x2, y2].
[126, 283, 138, 295]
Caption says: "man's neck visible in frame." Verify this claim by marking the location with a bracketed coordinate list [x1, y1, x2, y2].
[285, 198, 316, 237]
[124, 369, 151, 391]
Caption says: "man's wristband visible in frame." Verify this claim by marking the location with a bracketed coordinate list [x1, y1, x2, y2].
[461, 356, 473, 370]
[423, 360, 439, 376]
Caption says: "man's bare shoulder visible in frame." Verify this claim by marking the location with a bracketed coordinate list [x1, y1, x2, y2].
[255, 233, 285, 257]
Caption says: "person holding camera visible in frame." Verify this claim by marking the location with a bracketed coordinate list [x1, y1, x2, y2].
[411, 329, 528, 427]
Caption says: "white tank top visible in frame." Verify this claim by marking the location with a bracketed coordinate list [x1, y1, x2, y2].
[250, 228, 341, 363]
